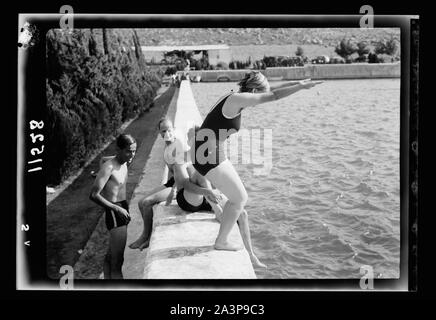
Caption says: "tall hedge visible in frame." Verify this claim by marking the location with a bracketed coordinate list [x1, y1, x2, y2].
[46, 29, 162, 185]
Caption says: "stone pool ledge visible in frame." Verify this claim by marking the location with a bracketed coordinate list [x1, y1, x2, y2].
[122, 86, 180, 279]
[124, 80, 256, 279]
[144, 204, 256, 279]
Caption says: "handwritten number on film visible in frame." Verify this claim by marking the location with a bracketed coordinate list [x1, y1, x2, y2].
[28, 120, 44, 172]
[22, 224, 30, 247]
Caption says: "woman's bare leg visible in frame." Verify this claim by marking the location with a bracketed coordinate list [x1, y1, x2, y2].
[212, 192, 266, 267]
[237, 210, 267, 268]
[206, 160, 247, 251]
[199, 168, 265, 266]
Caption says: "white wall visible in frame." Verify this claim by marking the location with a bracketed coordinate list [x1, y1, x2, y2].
[209, 49, 231, 65]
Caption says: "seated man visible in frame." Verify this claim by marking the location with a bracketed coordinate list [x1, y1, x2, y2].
[128, 117, 221, 251]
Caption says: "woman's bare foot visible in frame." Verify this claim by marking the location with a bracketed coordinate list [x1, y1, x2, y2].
[250, 254, 267, 268]
[138, 240, 150, 251]
[214, 240, 243, 251]
[128, 236, 147, 250]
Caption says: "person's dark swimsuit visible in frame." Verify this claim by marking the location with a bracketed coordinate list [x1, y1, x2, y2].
[176, 188, 212, 212]
[105, 200, 130, 230]
[193, 93, 241, 176]
[164, 176, 175, 188]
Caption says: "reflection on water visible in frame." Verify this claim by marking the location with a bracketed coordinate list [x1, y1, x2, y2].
[191, 79, 400, 279]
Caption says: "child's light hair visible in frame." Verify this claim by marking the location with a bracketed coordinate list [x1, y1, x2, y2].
[157, 117, 173, 130]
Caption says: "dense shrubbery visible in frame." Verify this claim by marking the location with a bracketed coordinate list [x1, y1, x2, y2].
[335, 37, 400, 64]
[262, 55, 306, 67]
[216, 61, 229, 70]
[374, 38, 399, 56]
[229, 58, 253, 70]
[46, 29, 162, 185]
[219, 55, 305, 70]
[164, 37, 399, 75]
[192, 58, 210, 71]
[335, 38, 358, 60]
[165, 66, 177, 76]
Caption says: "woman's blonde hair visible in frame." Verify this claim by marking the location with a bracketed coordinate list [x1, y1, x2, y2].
[237, 71, 269, 93]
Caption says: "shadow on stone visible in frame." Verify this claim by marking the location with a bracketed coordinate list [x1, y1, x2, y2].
[148, 245, 216, 261]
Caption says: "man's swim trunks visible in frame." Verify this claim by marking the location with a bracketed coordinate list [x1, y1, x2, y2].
[105, 200, 130, 230]
[164, 176, 175, 188]
[176, 188, 212, 212]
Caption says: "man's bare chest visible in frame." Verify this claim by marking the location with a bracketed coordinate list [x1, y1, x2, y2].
[110, 165, 127, 186]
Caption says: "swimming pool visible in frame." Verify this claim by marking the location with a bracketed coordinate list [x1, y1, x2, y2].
[191, 79, 401, 279]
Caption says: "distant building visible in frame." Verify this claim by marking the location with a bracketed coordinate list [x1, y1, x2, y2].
[139, 44, 231, 66]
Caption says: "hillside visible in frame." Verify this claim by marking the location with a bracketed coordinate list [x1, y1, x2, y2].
[96, 28, 401, 63]
[130, 28, 400, 61]
[133, 28, 400, 47]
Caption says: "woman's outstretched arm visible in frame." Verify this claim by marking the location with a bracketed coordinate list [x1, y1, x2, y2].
[271, 80, 322, 100]
[225, 79, 323, 115]
[269, 78, 311, 91]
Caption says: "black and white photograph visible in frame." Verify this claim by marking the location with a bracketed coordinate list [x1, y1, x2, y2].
[16, 12, 419, 294]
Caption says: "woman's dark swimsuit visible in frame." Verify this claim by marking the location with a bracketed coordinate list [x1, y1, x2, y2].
[176, 188, 212, 212]
[193, 93, 241, 176]
[105, 200, 130, 230]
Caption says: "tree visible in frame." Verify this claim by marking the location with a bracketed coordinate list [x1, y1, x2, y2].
[354, 41, 370, 62]
[88, 29, 99, 57]
[45, 29, 161, 185]
[375, 37, 399, 56]
[132, 29, 146, 70]
[262, 55, 278, 67]
[295, 46, 304, 57]
[334, 38, 358, 60]
[368, 52, 378, 63]
[386, 38, 399, 56]
[357, 41, 370, 56]
[102, 28, 109, 55]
